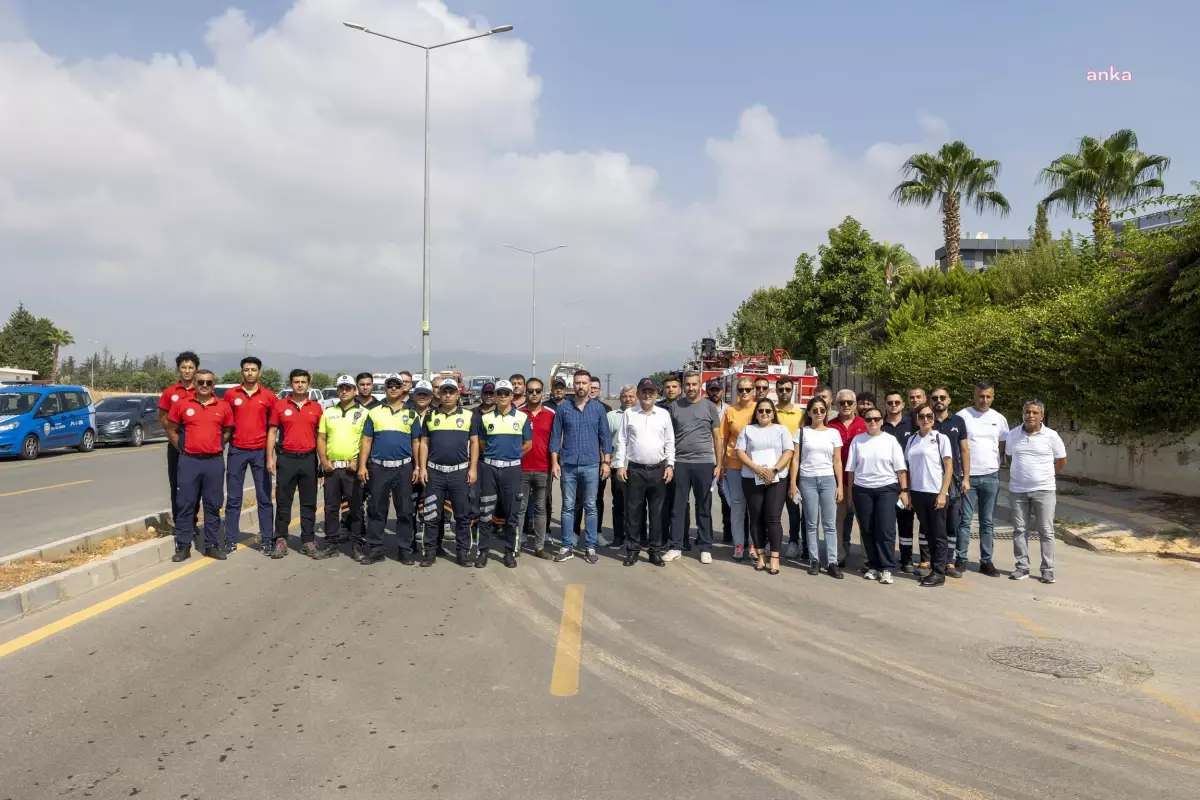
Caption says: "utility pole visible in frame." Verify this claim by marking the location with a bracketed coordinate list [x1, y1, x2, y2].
[604, 372, 612, 400]
[243, 333, 254, 355]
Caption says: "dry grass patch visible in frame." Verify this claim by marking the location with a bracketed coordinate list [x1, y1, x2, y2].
[0, 529, 156, 591]
[1099, 530, 1200, 557]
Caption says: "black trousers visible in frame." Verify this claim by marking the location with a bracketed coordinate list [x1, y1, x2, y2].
[574, 468, 606, 535]
[743, 477, 786, 553]
[422, 467, 471, 555]
[478, 463, 523, 554]
[673, 463, 714, 552]
[785, 493, 804, 548]
[367, 462, 416, 554]
[624, 462, 666, 555]
[718, 479, 732, 543]
[609, 476, 626, 546]
[275, 450, 317, 542]
[661, 487, 692, 550]
[911, 491, 949, 573]
[853, 483, 900, 571]
[323, 466, 363, 545]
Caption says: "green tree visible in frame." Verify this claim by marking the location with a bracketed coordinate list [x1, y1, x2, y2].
[219, 369, 242, 384]
[891, 140, 1011, 271]
[311, 371, 333, 389]
[1031, 202, 1052, 249]
[873, 241, 918, 290]
[0, 303, 56, 378]
[48, 327, 74, 382]
[1039, 129, 1170, 254]
[813, 217, 887, 334]
[728, 286, 798, 356]
[261, 367, 283, 390]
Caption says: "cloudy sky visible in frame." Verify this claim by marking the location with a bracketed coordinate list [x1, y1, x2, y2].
[1, 0, 1196, 371]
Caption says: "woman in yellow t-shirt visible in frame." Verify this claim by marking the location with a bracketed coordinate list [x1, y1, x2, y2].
[719, 378, 757, 559]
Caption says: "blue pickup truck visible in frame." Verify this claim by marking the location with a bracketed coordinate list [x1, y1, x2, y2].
[0, 384, 97, 460]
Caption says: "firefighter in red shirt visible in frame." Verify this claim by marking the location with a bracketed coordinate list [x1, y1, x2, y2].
[516, 377, 555, 559]
[265, 369, 324, 559]
[222, 356, 278, 555]
[156, 350, 200, 529]
[164, 369, 234, 561]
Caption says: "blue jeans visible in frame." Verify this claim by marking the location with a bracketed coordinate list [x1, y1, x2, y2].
[799, 475, 838, 566]
[560, 464, 600, 551]
[956, 471, 1000, 563]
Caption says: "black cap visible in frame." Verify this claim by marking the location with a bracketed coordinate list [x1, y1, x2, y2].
[637, 378, 656, 393]
[551, 377, 567, 388]
[481, 382, 496, 393]
[706, 379, 721, 390]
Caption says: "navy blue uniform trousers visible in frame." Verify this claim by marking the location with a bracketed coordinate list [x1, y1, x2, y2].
[224, 445, 273, 548]
[173, 453, 224, 550]
[367, 462, 415, 554]
[422, 466, 471, 555]
[478, 462, 522, 554]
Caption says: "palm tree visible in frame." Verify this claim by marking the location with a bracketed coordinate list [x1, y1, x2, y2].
[891, 141, 1011, 272]
[873, 241, 918, 289]
[1038, 129, 1170, 253]
[48, 328, 74, 383]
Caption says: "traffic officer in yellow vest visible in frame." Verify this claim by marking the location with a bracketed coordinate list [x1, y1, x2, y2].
[418, 377, 477, 567]
[357, 373, 424, 565]
[470, 380, 533, 568]
[314, 375, 369, 559]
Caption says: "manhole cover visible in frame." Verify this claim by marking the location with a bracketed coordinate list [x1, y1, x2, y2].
[988, 645, 1103, 678]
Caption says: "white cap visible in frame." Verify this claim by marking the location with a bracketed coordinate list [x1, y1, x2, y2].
[413, 380, 433, 394]
[384, 372, 402, 383]
[440, 377, 459, 390]
[494, 379, 513, 392]
[336, 374, 355, 387]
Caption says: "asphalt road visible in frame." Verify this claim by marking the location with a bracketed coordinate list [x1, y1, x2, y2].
[0, 441, 172, 557]
[1, 511, 1198, 799]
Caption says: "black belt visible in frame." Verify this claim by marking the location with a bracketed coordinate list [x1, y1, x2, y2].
[183, 452, 222, 460]
[629, 461, 666, 469]
[280, 449, 315, 457]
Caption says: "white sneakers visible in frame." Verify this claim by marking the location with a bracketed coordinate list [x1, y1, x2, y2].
[785, 542, 799, 559]
[662, 549, 682, 562]
[879, 570, 894, 585]
[700, 551, 713, 565]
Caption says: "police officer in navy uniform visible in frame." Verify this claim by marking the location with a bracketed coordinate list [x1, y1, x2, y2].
[471, 380, 532, 568]
[357, 374, 423, 565]
[407, 380, 435, 555]
[468, 382, 497, 554]
[164, 369, 234, 562]
[418, 378, 477, 567]
[315, 375, 369, 559]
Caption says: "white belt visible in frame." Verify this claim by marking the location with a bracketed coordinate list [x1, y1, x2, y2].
[429, 461, 468, 472]
[371, 457, 413, 468]
[329, 460, 354, 470]
[484, 458, 522, 468]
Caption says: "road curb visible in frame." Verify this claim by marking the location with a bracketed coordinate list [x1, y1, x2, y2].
[0, 510, 172, 568]
[1056, 525, 1101, 552]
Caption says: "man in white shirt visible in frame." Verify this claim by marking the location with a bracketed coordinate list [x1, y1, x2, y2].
[956, 381, 1007, 577]
[614, 378, 676, 566]
[1006, 399, 1067, 583]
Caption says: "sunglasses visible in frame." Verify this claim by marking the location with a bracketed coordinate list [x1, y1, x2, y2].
[838, 400, 855, 406]
[917, 413, 934, 420]
[756, 409, 774, 415]
[738, 387, 753, 394]
[385, 382, 402, 388]
[496, 390, 512, 396]
[483, 391, 495, 395]
[932, 394, 949, 401]
[196, 380, 214, 387]
[865, 416, 884, 423]
[528, 388, 543, 393]
[755, 385, 770, 391]
[886, 400, 904, 406]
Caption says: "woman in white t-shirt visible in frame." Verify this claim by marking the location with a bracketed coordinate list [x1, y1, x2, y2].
[845, 410, 910, 584]
[904, 403, 954, 587]
[735, 398, 795, 575]
[788, 395, 844, 578]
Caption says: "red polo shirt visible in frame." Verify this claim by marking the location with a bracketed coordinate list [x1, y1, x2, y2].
[157, 381, 196, 413]
[520, 405, 555, 472]
[168, 396, 234, 455]
[828, 415, 868, 470]
[224, 384, 278, 449]
[269, 396, 324, 453]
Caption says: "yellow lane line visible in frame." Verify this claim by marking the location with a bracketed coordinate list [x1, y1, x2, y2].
[1137, 684, 1200, 725]
[0, 479, 93, 498]
[550, 584, 586, 697]
[1003, 611, 1059, 638]
[0, 444, 165, 471]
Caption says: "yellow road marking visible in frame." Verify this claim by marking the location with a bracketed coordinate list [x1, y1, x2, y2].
[1003, 611, 1059, 638]
[550, 584, 585, 697]
[1138, 684, 1200, 724]
[0, 479, 93, 498]
[0, 444, 164, 471]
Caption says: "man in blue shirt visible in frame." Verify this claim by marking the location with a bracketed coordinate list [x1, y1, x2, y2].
[470, 380, 532, 569]
[548, 369, 613, 563]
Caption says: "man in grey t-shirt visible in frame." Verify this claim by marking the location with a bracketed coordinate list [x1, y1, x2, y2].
[668, 371, 723, 563]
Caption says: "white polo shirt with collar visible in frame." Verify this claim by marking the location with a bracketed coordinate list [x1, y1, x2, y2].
[1006, 424, 1066, 493]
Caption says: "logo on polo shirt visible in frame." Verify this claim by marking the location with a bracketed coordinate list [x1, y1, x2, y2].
[186, 408, 196, 417]
[234, 398, 243, 406]
[171, 394, 180, 402]
[512, 420, 520, 431]
[488, 423, 495, 432]
[285, 409, 293, 417]
[456, 418, 463, 428]
[353, 411, 362, 422]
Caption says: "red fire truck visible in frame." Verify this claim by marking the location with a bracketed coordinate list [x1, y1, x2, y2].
[684, 338, 819, 405]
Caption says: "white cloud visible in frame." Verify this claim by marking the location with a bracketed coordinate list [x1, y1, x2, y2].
[0, 0, 944, 367]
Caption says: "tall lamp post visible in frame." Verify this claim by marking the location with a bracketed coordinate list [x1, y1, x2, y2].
[343, 20, 514, 376]
[87, 339, 100, 388]
[503, 244, 567, 378]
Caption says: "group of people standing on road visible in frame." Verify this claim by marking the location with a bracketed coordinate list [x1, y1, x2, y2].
[155, 350, 1067, 585]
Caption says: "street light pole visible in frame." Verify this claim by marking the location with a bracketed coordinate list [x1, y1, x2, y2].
[343, 21, 513, 376]
[87, 339, 100, 388]
[503, 244, 567, 378]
